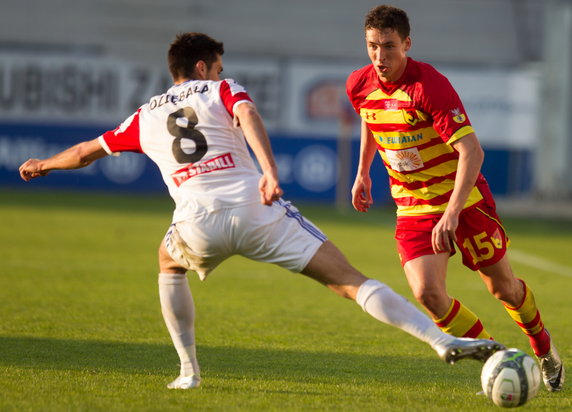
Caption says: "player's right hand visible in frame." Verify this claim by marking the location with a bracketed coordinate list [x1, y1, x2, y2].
[19, 159, 48, 181]
[259, 168, 283, 206]
[351, 175, 373, 212]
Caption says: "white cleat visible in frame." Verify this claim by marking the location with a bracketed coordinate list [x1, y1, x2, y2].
[167, 375, 201, 389]
[437, 338, 505, 364]
[536, 342, 565, 392]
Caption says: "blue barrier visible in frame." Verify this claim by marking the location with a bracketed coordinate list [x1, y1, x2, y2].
[0, 122, 530, 202]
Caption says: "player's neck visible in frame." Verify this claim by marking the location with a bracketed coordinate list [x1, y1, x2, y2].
[174, 77, 191, 85]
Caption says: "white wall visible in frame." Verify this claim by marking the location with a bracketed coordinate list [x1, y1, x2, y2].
[0, 50, 540, 149]
[1, 0, 544, 67]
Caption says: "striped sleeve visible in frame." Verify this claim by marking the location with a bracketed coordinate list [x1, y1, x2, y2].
[419, 69, 474, 144]
[219, 79, 253, 118]
[99, 109, 143, 154]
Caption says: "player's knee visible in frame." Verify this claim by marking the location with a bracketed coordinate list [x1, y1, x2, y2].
[302, 256, 367, 300]
[412, 287, 444, 312]
[159, 242, 186, 274]
[302, 241, 367, 282]
[488, 281, 522, 306]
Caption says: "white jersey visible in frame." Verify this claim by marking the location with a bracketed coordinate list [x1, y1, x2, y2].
[99, 79, 262, 222]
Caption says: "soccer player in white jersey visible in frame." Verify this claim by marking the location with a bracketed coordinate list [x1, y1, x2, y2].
[19, 32, 504, 389]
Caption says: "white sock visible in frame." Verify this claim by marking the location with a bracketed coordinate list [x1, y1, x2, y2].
[356, 279, 454, 350]
[158, 272, 200, 378]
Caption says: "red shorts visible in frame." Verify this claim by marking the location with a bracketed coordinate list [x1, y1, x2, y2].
[395, 195, 509, 271]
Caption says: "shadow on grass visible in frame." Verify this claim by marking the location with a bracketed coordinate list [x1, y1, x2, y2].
[0, 336, 454, 385]
[0, 188, 397, 228]
[0, 188, 172, 215]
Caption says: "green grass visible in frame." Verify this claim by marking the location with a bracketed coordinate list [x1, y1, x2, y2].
[0, 188, 570, 411]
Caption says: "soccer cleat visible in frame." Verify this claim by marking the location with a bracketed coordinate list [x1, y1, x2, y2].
[167, 375, 201, 389]
[536, 342, 565, 392]
[437, 337, 505, 364]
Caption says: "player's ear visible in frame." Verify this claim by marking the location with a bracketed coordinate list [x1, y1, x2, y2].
[194, 60, 207, 80]
[404, 36, 412, 52]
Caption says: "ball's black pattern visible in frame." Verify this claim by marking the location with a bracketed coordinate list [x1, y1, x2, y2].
[485, 349, 530, 407]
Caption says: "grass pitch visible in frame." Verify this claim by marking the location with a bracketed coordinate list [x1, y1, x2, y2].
[0, 188, 570, 411]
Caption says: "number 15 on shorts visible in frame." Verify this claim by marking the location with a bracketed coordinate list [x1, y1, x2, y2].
[462, 230, 504, 266]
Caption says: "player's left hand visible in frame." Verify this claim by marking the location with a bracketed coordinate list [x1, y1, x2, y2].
[19, 159, 48, 181]
[432, 211, 459, 253]
[259, 169, 283, 206]
[351, 174, 373, 212]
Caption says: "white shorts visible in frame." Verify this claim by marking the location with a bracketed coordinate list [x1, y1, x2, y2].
[164, 199, 326, 280]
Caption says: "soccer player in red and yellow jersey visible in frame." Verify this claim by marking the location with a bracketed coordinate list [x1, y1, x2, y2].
[347, 5, 564, 392]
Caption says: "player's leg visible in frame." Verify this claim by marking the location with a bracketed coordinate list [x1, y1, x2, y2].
[236, 200, 502, 363]
[300, 240, 502, 363]
[397, 215, 493, 340]
[402, 252, 450, 318]
[403, 253, 492, 339]
[299, 240, 365, 299]
[478, 257, 547, 348]
[158, 240, 201, 389]
[478, 256, 564, 391]
[455, 197, 564, 391]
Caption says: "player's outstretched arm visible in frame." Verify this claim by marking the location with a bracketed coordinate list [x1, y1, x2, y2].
[234, 102, 283, 205]
[19, 138, 108, 181]
[352, 120, 377, 212]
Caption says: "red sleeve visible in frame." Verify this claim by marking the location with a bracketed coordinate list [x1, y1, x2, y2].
[346, 65, 380, 117]
[219, 80, 253, 117]
[100, 109, 143, 153]
[346, 69, 365, 115]
[419, 69, 472, 143]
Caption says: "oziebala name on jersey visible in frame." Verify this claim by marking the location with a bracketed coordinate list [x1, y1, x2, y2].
[149, 84, 209, 111]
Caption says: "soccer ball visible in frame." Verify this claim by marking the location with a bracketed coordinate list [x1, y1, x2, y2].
[481, 348, 541, 408]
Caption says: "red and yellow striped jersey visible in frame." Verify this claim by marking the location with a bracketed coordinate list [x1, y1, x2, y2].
[346, 58, 488, 216]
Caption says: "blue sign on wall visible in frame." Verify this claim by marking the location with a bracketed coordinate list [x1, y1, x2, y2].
[0, 122, 530, 203]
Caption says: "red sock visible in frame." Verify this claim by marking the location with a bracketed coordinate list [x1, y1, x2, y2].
[529, 328, 551, 357]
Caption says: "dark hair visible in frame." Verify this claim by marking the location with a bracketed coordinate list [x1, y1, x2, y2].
[168, 32, 224, 80]
[364, 5, 410, 40]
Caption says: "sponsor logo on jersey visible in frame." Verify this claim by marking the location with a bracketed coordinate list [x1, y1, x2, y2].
[384, 99, 399, 110]
[361, 109, 378, 121]
[403, 109, 420, 126]
[171, 152, 235, 186]
[451, 108, 466, 123]
[385, 147, 424, 172]
[382, 133, 424, 145]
